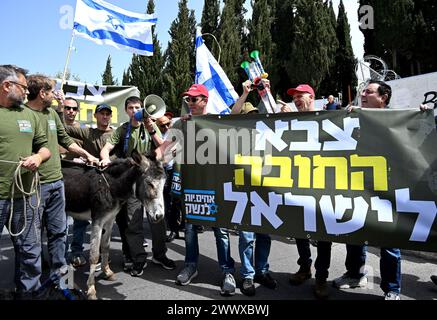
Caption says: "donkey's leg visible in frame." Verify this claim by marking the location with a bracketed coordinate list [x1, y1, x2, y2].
[87, 221, 103, 300]
[100, 216, 116, 281]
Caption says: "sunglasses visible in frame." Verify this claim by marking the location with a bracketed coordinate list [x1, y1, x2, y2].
[184, 96, 203, 104]
[64, 106, 78, 111]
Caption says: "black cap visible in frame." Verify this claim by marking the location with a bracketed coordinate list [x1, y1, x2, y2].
[95, 103, 112, 113]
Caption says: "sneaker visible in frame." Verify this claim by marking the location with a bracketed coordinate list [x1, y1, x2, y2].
[333, 273, 368, 289]
[71, 255, 86, 268]
[254, 273, 277, 289]
[152, 256, 176, 270]
[384, 292, 401, 300]
[289, 268, 312, 285]
[240, 278, 256, 296]
[220, 273, 236, 296]
[314, 279, 329, 299]
[431, 275, 437, 286]
[123, 256, 134, 272]
[130, 262, 147, 277]
[176, 266, 198, 286]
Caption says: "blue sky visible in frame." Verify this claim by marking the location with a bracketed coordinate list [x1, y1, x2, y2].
[0, 0, 363, 85]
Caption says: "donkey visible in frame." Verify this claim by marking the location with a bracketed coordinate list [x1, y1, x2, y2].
[62, 150, 166, 300]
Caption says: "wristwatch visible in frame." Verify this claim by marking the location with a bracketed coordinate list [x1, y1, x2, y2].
[149, 130, 156, 135]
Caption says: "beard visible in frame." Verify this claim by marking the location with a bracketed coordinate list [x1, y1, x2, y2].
[7, 90, 25, 108]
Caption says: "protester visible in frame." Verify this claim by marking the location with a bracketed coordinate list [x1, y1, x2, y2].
[100, 96, 175, 277]
[332, 80, 402, 300]
[64, 103, 114, 268]
[323, 95, 340, 110]
[284, 84, 333, 299]
[155, 84, 236, 296]
[231, 80, 278, 296]
[156, 115, 183, 242]
[26, 74, 98, 277]
[0, 65, 51, 299]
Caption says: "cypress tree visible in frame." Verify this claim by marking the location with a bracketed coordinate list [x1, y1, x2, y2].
[319, 0, 340, 98]
[122, 69, 130, 85]
[127, 0, 164, 99]
[335, 0, 358, 106]
[218, 0, 242, 87]
[200, 0, 220, 59]
[271, 0, 295, 99]
[359, 0, 415, 76]
[101, 55, 115, 85]
[162, 0, 196, 115]
[284, 0, 335, 94]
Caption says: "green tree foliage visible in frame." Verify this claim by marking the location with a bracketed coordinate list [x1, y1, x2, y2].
[101, 55, 115, 85]
[334, 0, 357, 106]
[122, 69, 130, 85]
[284, 0, 337, 95]
[126, 0, 164, 99]
[162, 0, 196, 115]
[359, 0, 427, 76]
[218, 0, 242, 86]
[319, 0, 340, 98]
[271, 0, 295, 99]
[200, 0, 220, 58]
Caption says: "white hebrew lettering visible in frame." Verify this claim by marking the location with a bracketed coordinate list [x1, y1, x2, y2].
[284, 193, 317, 232]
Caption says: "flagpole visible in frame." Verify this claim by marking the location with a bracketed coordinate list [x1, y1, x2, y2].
[61, 31, 76, 90]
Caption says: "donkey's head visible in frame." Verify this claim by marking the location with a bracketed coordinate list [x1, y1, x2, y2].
[131, 150, 166, 223]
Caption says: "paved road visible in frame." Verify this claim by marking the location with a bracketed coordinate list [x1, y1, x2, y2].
[1, 219, 437, 302]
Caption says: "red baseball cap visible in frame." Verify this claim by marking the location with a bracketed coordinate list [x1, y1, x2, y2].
[287, 84, 315, 97]
[182, 84, 209, 98]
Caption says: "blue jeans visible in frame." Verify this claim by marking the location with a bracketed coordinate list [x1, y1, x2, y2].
[40, 180, 67, 275]
[69, 219, 90, 258]
[345, 244, 401, 294]
[295, 238, 332, 280]
[238, 231, 271, 279]
[184, 223, 235, 274]
[0, 196, 42, 295]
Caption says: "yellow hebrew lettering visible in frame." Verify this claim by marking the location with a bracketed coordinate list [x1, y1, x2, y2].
[350, 154, 388, 191]
[294, 155, 311, 189]
[263, 156, 293, 188]
[234, 154, 263, 186]
[313, 155, 348, 190]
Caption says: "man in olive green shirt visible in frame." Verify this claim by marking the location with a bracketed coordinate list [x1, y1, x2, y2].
[26, 74, 98, 275]
[100, 96, 175, 276]
[64, 103, 114, 267]
[0, 65, 51, 299]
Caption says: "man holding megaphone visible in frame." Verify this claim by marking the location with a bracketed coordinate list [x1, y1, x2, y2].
[100, 96, 175, 277]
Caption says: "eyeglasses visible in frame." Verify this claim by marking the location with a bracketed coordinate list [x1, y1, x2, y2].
[184, 96, 203, 104]
[64, 106, 78, 111]
[9, 81, 28, 92]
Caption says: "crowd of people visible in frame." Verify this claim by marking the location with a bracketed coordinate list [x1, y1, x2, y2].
[0, 63, 434, 300]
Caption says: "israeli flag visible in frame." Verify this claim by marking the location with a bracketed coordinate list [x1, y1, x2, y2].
[195, 27, 239, 115]
[73, 0, 157, 56]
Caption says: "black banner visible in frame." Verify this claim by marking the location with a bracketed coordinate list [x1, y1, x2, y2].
[179, 109, 437, 252]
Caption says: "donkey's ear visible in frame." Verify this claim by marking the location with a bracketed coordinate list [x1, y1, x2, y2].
[131, 149, 143, 165]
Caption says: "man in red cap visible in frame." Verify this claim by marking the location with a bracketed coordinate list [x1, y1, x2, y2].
[182, 84, 209, 115]
[283, 83, 332, 300]
[282, 84, 316, 112]
[155, 83, 236, 296]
